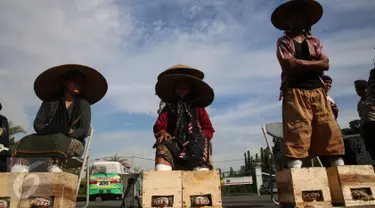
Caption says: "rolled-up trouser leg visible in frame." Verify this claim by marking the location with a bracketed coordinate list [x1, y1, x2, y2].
[155, 143, 174, 171]
[309, 88, 345, 158]
[282, 88, 314, 160]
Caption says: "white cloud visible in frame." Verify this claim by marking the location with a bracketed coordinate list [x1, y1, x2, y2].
[0, 0, 374, 172]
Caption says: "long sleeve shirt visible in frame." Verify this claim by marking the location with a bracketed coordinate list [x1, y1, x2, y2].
[33, 98, 91, 140]
[153, 107, 215, 141]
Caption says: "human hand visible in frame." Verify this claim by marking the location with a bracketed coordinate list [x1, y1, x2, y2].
[68, 129, 73, 135]
[157, 130, 171, 144]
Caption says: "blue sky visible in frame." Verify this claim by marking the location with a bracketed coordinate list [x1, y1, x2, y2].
[0, 0, 374, 171]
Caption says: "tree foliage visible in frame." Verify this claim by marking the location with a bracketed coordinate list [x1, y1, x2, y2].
[341, 119, 361, 135]
[8, 121, 26, 155]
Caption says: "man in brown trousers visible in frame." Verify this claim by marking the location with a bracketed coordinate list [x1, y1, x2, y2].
[272, 0, 345, 168]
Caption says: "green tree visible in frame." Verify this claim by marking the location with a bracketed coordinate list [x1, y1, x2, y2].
[97, 153, 130, 167]
[244, 153, 248, 170]
[255, 153, 260, 162]
[272, 137, 281, 154]
[8, 121, 26, 155]
[229, 167, 234, 177]
[132, 166, 141, 173]
[341, 119, 361, 135]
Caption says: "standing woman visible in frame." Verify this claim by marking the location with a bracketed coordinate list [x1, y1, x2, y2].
[11, 64, 107, 173]
[272, 0, 345, 168]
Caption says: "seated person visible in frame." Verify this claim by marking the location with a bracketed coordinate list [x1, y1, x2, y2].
[11, 64, 107, 174]
[153, 64, 215, 206]
[0, 102, 10, 172]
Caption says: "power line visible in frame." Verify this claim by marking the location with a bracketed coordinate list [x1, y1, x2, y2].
[95, 155, 245, 163]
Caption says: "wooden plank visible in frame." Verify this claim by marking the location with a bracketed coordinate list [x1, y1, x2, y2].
[0, 173, 27, 208]
[276, 167, 332, 208]
[181, 170, 222, 208]
[18, 172, 78, 208]
[327, 165, 375, 207]
[142, 171, 182, 208]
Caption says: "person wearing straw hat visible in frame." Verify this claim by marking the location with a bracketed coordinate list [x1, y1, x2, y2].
[11, 64, 108, 174]
[153, 64, 214, 206]
[322, 75, 339, 120]
[0, 102, 10, 172]
[156, 65, 204, 115]
[272, 0, 345, 168]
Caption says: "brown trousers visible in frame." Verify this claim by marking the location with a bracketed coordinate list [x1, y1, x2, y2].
[282, 88, 345, 159]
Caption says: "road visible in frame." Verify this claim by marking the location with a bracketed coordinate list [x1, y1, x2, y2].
[76, 195, 279, 207]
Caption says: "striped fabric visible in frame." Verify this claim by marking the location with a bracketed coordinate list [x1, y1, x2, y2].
[178, 106, 209, 162]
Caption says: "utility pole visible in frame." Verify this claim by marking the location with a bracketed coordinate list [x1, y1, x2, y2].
[132, 152, 134, 167]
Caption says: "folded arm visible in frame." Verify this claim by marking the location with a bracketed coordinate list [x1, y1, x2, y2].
[70, 101, 91, 139]
[33, 102, 49, 134]
[277, 38, 329, 72]
[198, 108, 215, 141]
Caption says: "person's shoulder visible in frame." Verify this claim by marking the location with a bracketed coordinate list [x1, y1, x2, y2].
[41, 100, 59, 107]
[0, 114, 7, 120]
[197, 107, 209, 113]
[308, 36, 322, 44]
[79, 98, 90, 106]
[277, 35, 289, 43]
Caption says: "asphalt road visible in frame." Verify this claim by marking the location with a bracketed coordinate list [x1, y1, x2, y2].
[76, 195, 279, 208]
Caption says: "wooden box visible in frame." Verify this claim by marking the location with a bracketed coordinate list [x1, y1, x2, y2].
[276, 167, 332, 208]
[0, 173, 27, 208]
[182, 170, 222, 208]
[0, 172, 78, 208]
[142, 171, 182, 208]
[327, 165, 375, 207]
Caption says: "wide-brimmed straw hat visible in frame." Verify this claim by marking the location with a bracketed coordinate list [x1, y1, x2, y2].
[34, 64, 108, 105]
[155, 74, 214, 108]
[271, 0, 323, 31]
[157, 64, 205, 81]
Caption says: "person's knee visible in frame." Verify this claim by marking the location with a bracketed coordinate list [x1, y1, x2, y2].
[155, 164, 172, 171]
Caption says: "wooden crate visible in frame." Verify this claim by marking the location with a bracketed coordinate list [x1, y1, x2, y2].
[0, 172, 78, 208]
[142, 171, 182, 208]
[181, 170, 222, 208]
[276, 167, 332, 208]
[327, 165, 375, 207]
[0, 173, 27, 208]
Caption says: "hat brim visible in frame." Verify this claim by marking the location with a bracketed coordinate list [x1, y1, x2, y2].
[34, 64, 108, 105]
[271, 1, 323, 31]
[155, 74, 214, 108]
[157, 67, 204, 80]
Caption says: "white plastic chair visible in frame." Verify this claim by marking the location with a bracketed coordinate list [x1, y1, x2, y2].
[66, 126, 94, 208]
[261, 122, 323, 206]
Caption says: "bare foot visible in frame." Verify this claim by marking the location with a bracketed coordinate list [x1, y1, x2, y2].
[30, 198, 51, 207]
[194, 196, 210, 206]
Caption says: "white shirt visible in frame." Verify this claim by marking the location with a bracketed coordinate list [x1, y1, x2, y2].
[327, 96, 335, 104]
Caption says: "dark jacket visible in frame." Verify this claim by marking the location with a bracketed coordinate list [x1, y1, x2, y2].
[33, 98, 91, 140]
[0, 114, 9, 156]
